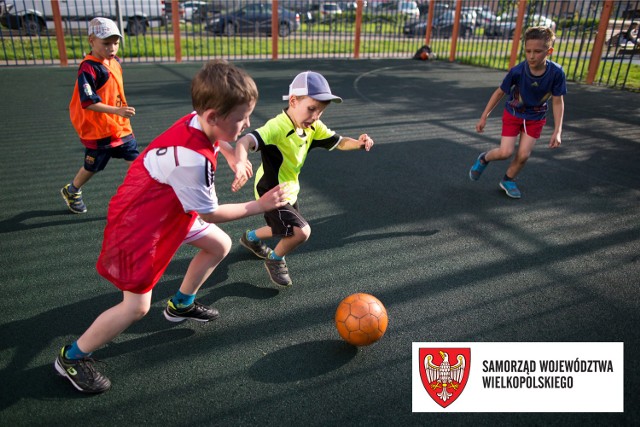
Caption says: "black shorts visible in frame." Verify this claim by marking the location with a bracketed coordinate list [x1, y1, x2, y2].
[264, 202, 309, 237]
[84, 139, 139, 172]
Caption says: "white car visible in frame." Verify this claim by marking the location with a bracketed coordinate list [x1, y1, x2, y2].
[0, 0, 165, 35]
[398, 1, 419, 18]
[182, 1, 208, 22]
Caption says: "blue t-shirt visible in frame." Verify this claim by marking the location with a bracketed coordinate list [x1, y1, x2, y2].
[500, 59, 567, 121]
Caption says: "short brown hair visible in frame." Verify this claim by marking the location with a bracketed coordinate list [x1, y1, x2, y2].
[191, 59, 258, 116]
[524, 26, 556, 48]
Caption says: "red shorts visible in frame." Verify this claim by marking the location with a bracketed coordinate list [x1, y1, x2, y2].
[501, 110, 546, 139]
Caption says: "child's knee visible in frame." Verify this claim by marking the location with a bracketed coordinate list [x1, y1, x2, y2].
[130, 303, 151, 320]
[496, 147, 515, 158]
[218, 232, 232, 255]
[296, 225, 311, 242]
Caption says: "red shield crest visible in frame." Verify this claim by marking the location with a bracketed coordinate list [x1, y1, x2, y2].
[418, 348, 471, 408]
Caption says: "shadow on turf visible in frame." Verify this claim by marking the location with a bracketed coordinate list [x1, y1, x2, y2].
[0, 284, 197, 409]
[248, 340, 357, 383]
[0, 210, 105, 233]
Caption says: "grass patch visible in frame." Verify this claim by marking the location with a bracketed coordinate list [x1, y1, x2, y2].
[1, 23, 638, 91]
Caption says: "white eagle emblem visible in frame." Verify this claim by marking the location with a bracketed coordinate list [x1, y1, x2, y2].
[424, 351, 466, 402]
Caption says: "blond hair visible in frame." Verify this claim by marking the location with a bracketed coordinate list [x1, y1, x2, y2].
[191, 59, 258, 116]
[524, 26, 556, 48]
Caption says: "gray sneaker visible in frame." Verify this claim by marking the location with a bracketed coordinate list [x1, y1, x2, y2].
[264, 256, 292, 287]
[240, 230, 271, 259]
[61, 184, 87, 214]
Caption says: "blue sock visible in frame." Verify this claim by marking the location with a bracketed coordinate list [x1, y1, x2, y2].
[247, 230, 259, 242]
[69, 183, 80, 193]
[172, 290, 195, 309]
[65, 341, 91, 360]
[268, 251, 284, 261]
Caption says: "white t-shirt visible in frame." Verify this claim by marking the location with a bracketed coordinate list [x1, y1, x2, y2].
[143, 115, 219, 215]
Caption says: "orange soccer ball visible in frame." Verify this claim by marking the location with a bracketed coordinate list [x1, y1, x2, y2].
[335, 293, 388, 346]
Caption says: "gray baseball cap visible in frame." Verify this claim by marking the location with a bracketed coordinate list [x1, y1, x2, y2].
[89, 17, 123, 39]
[282, 71, 342, 103]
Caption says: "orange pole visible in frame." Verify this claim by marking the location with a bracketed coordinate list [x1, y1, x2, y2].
[448, 0, 462, 62]
[586, 0, 614, 84]
[272, 0, 279, 60]
[424, 0, 435, 45]
[51, 0, 68, 66]
[353, 0, 363, 58]
[171, 0, 182, 63]
[508, 0, 527, 69]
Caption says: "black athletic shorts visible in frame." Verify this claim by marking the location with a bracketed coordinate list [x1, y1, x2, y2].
[264, 202, 309, 237]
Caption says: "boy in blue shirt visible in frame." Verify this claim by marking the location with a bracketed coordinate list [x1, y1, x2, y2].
[469, 26, 566, 199]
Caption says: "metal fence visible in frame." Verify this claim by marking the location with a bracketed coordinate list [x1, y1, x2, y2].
[1, 0, 639, 91]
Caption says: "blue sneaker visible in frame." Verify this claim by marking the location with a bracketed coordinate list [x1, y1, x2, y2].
[499, 180, 522, 199]
[469, 153, 487, 181]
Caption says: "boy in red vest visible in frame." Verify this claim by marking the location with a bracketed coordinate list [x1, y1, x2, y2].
[61, 17, 138, 214]
[54, 60, 289, 394]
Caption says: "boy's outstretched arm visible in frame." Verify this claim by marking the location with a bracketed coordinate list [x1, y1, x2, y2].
[200, 185, 288, 224]
[549, 95, 564, 148]
[87, 102, 136, 118]
[219, 140, 253, 176]
[336, 134, 374, 151]
[231, 134, 256, 192]
[476, 88, 505, 133]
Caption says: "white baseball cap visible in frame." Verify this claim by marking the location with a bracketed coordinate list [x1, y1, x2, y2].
[282, 71, 342, 103]
[89, 17, 122, 39]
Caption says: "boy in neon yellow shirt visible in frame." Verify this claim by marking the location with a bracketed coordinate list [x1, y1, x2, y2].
[233, 71, 374, 287]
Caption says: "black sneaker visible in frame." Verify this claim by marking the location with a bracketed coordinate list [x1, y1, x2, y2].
[54, 346, 111, 393]
[239, 230, 271, 259]
[264, 257, 293, 287]
[60, 184, 87, 214]
[164, 300, 220, 323]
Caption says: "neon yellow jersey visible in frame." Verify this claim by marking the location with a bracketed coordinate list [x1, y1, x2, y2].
[250, 110, 340, 204]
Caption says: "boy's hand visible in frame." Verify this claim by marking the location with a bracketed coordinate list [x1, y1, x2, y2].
[359, 134, 374, 151]
[549, 131, 562, 148]
[117, 106, 136, 118]
[226, 156, 252, 176]
[231, 161, 252, 193]
[476, 117, 487, 133]
[258, 184, 289, 211]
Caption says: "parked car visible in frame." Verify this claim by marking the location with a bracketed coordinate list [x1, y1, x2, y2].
[192, 3, 221, 24]
[403, 10, 475, 38]
[319, 2, 342, 23]
[398, 1, 419, 18]
[205, 3, 300, 37]
[338, 2, 359, 12]
[163, 1, 186, 22]
[484, 13, 556, 38]
[0, 0, 165, 35]
[417, 2, 449, 19]
[182, 1, 208, 21]
[473, 9, 498, 28]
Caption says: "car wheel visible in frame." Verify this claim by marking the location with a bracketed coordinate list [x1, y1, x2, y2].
[22, 15, 42, 35]
[127, 18, 147, 36]
[278, 22, 291, 37]
[224, 22, 235, 36]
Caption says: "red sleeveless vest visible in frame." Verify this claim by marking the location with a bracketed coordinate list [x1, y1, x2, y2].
[97, 113, 219, 293]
